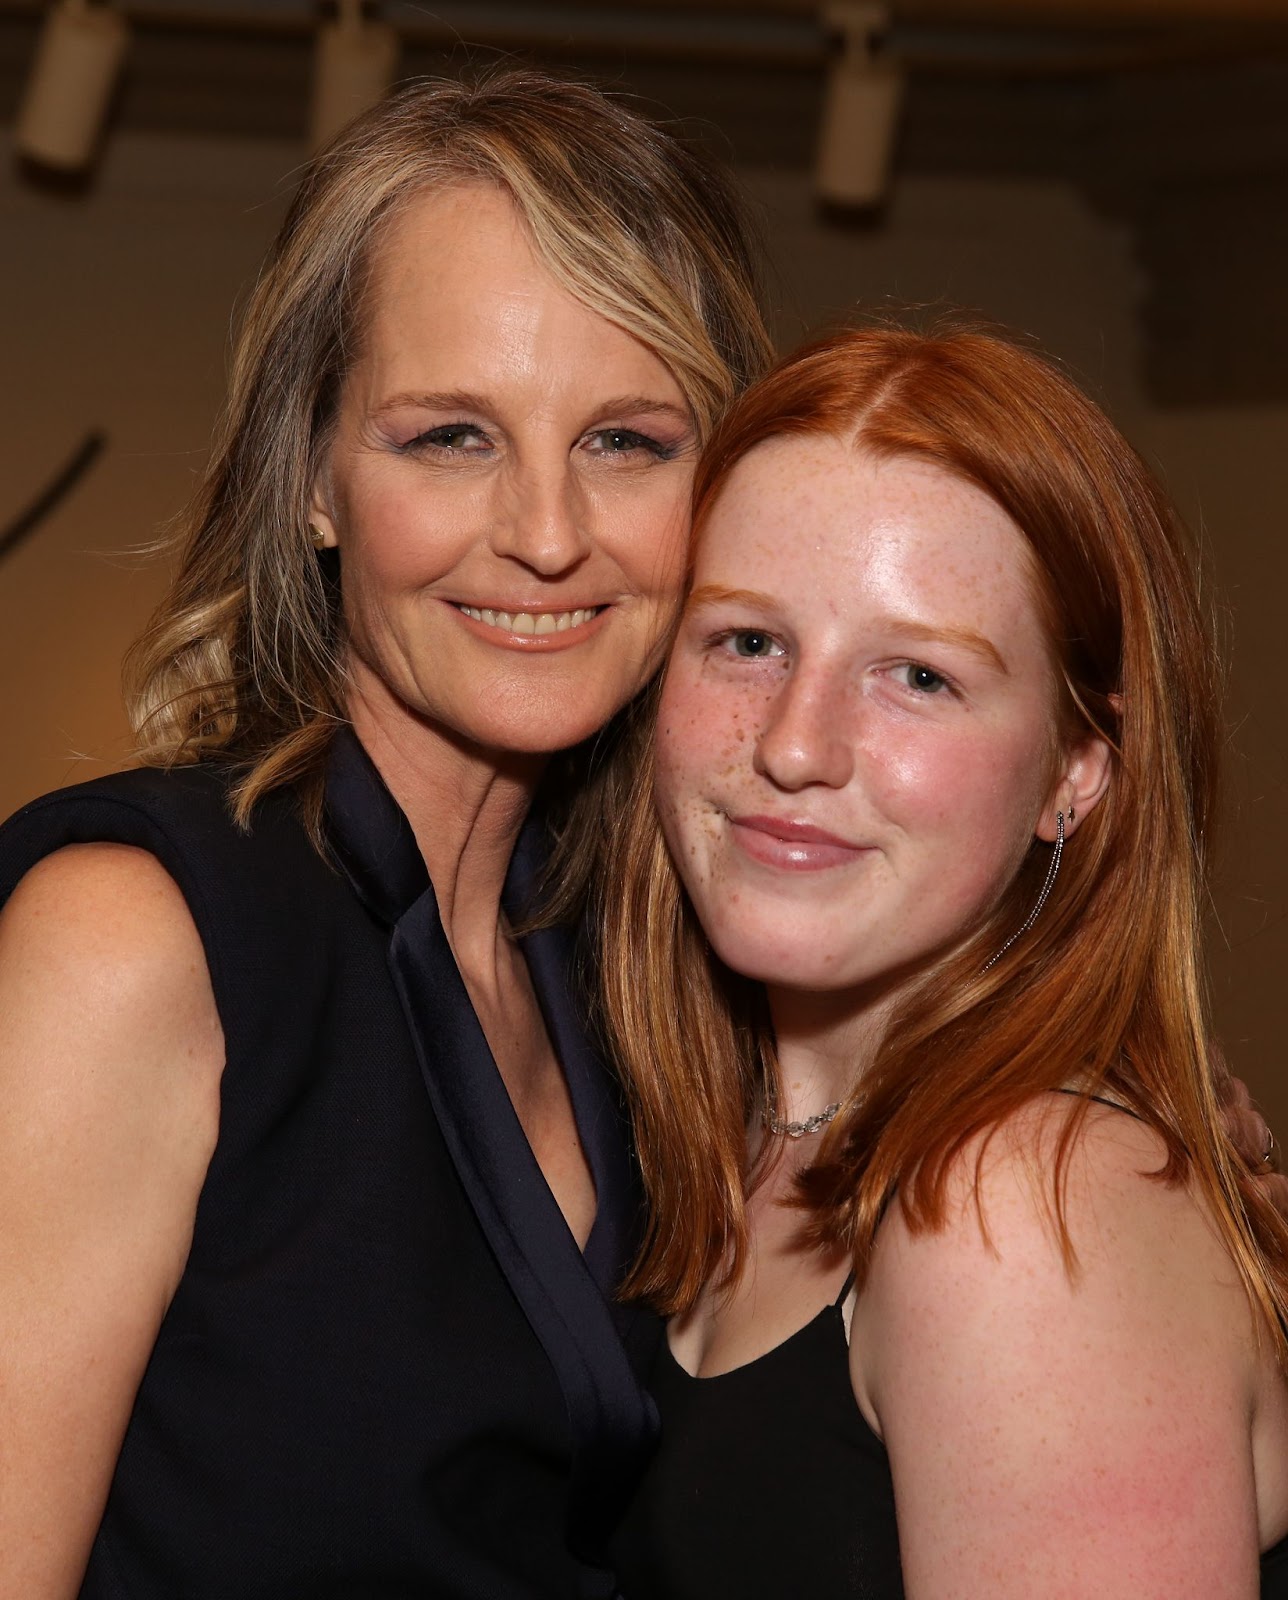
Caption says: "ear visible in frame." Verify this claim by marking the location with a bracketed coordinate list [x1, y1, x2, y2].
[1036, 729, 1114, 843]
[308, 465, 339, 550]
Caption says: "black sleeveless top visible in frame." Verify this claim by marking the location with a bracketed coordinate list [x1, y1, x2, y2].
[613, 1281, 903, 1599]
[0, 732, 657, 1600]
[614, 1281, 1288, 1598]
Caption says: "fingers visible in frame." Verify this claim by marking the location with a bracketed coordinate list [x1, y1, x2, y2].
[1218, 1080, 1273, 1172]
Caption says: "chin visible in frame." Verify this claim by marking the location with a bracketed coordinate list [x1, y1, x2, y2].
[446, 687, 628, 758]
[703, 919, 835, 991]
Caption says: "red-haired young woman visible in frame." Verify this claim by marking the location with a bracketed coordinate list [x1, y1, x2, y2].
[604, 325, 1288, 1598]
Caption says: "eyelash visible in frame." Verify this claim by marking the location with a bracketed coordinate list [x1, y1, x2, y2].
[587, 428, 678, 460]
[892, 662, 952, 696]
[400, 423, 489, 455]
[712, 628, 787, 660]
[399, 424, 679, 459]
[709, 631, 958, 698]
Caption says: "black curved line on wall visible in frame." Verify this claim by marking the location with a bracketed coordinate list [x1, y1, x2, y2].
[0, 432, 107, 567]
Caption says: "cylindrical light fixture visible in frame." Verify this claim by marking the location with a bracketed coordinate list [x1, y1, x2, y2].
[816, 3, 903, 210]
[310, 0, 399, 153]
[15, 0, 129, 173]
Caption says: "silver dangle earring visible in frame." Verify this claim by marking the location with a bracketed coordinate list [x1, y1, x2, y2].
[980, 810, 1065, 974]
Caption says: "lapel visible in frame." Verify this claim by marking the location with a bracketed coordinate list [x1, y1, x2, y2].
[324, 730, 657, 1550]
[502, 818, 642, 1304]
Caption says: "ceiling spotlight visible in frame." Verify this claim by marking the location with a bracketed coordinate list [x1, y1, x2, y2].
[816, 3, 904, 211]
[310, 0, 399, 153]
[15, 0, 129, 174]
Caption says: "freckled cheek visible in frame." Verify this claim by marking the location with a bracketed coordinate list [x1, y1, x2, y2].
[904, 740, 1052, 923]
[870, 733, 1034, 829]
[654, 684, 747, 875]
[656, 675, 766, 791]
[854, 735, 967, 828]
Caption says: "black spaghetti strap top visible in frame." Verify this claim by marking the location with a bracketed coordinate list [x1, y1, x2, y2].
[613, 1267, 1288, 1598]
[612, 1277, 905, 1599]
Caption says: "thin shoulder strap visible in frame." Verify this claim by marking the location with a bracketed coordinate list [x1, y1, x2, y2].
[834, 1270, 857, 1308]
[1050, 1085, 1145, 1122]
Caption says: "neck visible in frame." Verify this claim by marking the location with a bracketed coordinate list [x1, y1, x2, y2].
[766, 982, 903, 1125]
[347, 673, 546, 979]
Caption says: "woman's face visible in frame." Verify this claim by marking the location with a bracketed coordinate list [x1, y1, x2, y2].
[312, 182, 697, 757]
[655, 435, 1090, 1002]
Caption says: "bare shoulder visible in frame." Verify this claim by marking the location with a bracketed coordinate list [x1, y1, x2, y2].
[2, 838, 210, 977]
[0, 844, 224, 1597]
[0, 838, 225, 1251]
[0, 839, 225, 1213]
[865, 1096, 1245, 1332]
[851, 1098, 1274, 1594]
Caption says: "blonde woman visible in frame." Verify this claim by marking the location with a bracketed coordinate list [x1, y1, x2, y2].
[0, 72, 770, 1600]
[604, 327, 1288, 1597]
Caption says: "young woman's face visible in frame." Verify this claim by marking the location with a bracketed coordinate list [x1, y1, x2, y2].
[312, 182, 696, 757]
[655, 436, 1074, 1001]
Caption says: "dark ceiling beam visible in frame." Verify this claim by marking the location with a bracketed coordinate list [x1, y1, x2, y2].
[527, 0, 1288, 18]
[0, 0, 1284, 75]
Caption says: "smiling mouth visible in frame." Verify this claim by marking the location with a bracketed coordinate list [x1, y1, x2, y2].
[456, 605, 602, 636]
[729, 813, 870, 872]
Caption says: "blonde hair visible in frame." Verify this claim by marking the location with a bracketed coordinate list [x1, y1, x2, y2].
[126, 67, 773, 832]
[597, 325, 1288, 1359]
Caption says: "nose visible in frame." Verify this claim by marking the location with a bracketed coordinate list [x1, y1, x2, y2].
[489, 457, 593, 577]
[753, 667, 855, 792]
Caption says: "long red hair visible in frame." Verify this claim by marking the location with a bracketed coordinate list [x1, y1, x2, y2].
[596, 323, 1288, 1349]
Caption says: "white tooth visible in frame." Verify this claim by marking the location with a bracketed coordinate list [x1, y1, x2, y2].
[575, 609, 590, 627]
[460, 606, 477, 620]
[496, 611, 515, 630]
[513, 612, 536, 635]
[534, 613, 557, 635]
[479, 608, 495, 627]
[555, 613, 571, 631]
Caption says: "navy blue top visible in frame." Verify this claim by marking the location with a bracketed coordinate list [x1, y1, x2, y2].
[0, 731, 657, 1599]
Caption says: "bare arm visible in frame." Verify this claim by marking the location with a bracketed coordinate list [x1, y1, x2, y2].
[0, 844, 223, 1599]
[851, 1104, 1278, 1599]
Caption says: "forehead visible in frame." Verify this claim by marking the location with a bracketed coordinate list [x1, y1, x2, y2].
[369, 181, 528, 304]
[356, 182, 548, 365]
[351, 180, 683, 398]
[700, 435, 1042, 614]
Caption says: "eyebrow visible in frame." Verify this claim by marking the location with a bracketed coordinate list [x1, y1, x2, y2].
[685, 584, 779, 613]
[686, 587, 1009, 673]
[371, 390, 694, 426]
[895, 621, 1008, 674]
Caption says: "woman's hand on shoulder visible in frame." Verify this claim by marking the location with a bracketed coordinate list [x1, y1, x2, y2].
[0, 843, 224, 1600]
[851, 1101, 1265, 1600]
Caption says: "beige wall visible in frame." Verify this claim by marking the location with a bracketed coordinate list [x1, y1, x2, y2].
[2, 134, 1284, 1118]
[1139, 409, 1288, 1107]
[0, 133, 292, 808]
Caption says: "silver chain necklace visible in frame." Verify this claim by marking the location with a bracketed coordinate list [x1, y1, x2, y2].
[763, 1090, 844, 1140]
